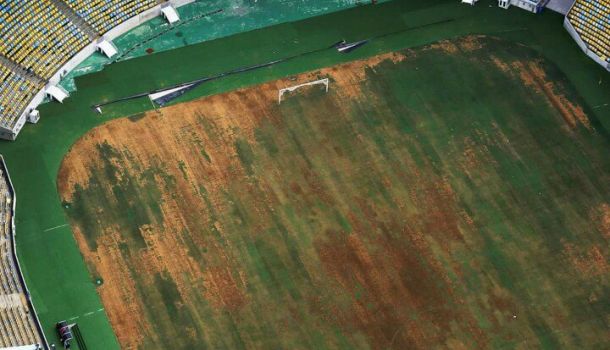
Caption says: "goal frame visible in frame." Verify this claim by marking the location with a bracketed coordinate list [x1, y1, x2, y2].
[278, 78, 329, 104]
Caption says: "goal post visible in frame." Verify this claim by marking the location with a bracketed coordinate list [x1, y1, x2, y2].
[278, 78, 329, 104]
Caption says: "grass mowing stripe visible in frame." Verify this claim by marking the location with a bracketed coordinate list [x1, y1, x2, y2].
[1, 0, 609, 348]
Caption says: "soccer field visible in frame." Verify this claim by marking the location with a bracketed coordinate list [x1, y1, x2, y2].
[0, 0, 609, 349]
[58, 36, 609, 349]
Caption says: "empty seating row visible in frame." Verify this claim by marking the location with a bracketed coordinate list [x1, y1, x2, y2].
[567, 0, 610, 62]
[0, 0, 90, 79]
[0, 64, 42, 130]
[0, 168, 42, 347]
[63, 0, 157, 34]
[0, 0, 168, 136]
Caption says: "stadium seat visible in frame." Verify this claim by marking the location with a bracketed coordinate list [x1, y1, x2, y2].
[0, 167, 42, 347]
[62, 0, 157, 35]
[0, 0, 90, 79]
[567, 0, 610, 62]
[0, 0, 163, 136]
[0, 64, 43, 130]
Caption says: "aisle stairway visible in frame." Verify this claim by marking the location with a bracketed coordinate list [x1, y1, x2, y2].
[49, 0, 99, 41]
[0, 55, 45, 86]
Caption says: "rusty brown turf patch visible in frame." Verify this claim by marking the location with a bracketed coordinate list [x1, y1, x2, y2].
[58, 36, 610, 349]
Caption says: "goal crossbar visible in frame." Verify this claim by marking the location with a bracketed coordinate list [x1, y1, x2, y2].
[278, 78, 329, 104]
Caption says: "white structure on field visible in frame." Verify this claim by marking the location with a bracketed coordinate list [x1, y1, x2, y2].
[278, 78, 330, 104]
[97, 39, 119, 59]
[498, 0, 548, 13]
[45, 86, 69, 103]
[162, 4, 181, 25]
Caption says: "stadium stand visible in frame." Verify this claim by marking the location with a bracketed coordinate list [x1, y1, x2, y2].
[0, 0, 188, 140]
[566, 0, 610, 66]
[0, 0, 90, 79]
[0, 157, 45, 349]
[0, 64, 43, 134]
[63, 0, 158, 34]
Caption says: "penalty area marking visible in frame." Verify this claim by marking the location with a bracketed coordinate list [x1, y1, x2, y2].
[278, 78, 329, 104]
[43, 223, 69, 232]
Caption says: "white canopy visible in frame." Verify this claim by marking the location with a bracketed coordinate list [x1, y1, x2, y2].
[45, 85, 69, 103]
[27, 109, 40, 123]
[161, 6, 180, 24]
[149, 84, 194, 101]
[97, 39, 118, 58]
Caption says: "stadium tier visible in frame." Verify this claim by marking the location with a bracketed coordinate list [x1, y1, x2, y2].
[566, 0, 610, 65]
[0, 0, 184, 140]
[0, 0, 89, 79]
[0, 64, 43, 132]
[63, 0, 158, 34]
[0, 160, 45, 349]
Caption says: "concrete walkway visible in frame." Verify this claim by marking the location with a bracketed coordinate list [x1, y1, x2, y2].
[545, 0, 575, 15]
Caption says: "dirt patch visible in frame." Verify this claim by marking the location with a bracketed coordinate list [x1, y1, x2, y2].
[425, 40, 459, 54]
[93, 231, 149, 348]
[491, 55, 511, 73]
[593, 203, 610, 239]
[422, 35, 484, 55]
[203, 266, 246, 311]
[458, 35, 485, 51]
[512, 61, 591, 130]
[562, 241, 609, 277]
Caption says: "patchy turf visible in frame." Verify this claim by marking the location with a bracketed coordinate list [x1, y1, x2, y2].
[58, 36, 609, 349]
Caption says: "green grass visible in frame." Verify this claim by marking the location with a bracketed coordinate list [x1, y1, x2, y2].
[0, 0, 609, 348]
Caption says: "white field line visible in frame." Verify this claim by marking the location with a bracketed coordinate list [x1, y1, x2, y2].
[43, 223, 69, 232]
[70, 307, 105, 321]
[84, 308, 105, 318]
